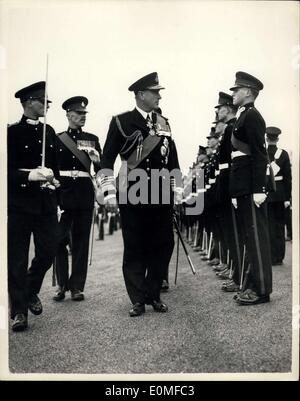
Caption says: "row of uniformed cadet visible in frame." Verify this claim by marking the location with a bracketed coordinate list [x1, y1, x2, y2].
[181, 71, 292, 305]
[8, 82, 102, 332]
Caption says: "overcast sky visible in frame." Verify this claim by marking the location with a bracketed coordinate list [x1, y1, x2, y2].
[1, 0, 299, 173]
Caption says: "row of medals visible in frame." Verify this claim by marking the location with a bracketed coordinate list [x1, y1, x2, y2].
[147, 119, 169, 164]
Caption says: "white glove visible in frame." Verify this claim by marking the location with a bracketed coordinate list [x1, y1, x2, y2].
[253, 193, 267, 207]
[85, 147, 100, 163]
[57, 206, 64, 221]
[231, 198, 237, 209]
[106, 195, 117, 207]
[28, 167, 54, 182]
[284, 201, 290, 208]
[174, 187, 183, 204]
[52, 178, 60, 188]
[95, 187, 104, 205]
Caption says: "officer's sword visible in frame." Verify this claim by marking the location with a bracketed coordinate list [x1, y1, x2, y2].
[239, 244, 246, 290]
[173, 214, 196, 275]
[41, 54, 49, 169]
[40, 54, 56, 190]
[174, 231, 180, 285]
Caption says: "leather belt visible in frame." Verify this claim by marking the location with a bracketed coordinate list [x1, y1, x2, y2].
[60, 170, 90, 178]
[219, 163, 229, 170]
[231, 151, 248, 159]
[274, 176, 283, 181]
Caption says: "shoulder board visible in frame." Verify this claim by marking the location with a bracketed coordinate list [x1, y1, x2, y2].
[114, 110, 131, 118]
[7, 120, 20, 128]
[154, 112, 168, 122]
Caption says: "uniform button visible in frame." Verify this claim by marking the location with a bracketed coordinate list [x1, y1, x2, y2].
[72, 156, 75, 159]
[146, 159, 149, 162]
[146, 167, 150, 171]
[73, 167, 75, 169]
[60, 149, 62, 152]
[38, 140, 41, 143]
[73, 136, 76, 139]
[147, 177, 150, 180]
[25, 145, 28, 148]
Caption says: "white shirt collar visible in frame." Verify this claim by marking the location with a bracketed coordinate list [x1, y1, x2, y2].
[26, 118, 39, 125]
[135, 106, 153, 121]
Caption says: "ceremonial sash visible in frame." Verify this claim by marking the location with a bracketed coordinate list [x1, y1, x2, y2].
[57, 131, 97, 190]
[123, 134, 161, 170]
[231, 133, 251, 155]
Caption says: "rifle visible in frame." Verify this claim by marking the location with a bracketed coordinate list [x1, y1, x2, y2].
[89, 206, 96, 266]
[173, 213, 196, 276]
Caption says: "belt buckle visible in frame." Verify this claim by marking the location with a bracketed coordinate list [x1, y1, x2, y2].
[71, 170, 79, 179]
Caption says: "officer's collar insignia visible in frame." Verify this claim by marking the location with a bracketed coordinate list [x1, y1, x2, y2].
[26, 118, 39, 125]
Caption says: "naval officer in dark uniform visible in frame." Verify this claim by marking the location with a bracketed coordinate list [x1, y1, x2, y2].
[8, 81, 60, 331]
[265, 127, 292, 265]
[229, 71, 272, 305]
[98, 72, 181, 317]
[53, 97, 102, 301]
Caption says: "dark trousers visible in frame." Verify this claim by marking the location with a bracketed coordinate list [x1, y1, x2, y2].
[119, 205, 174, 304]
[236, 195, 272, 296]
[267, 202, 286, 263]
[219, 202, 243, 282]
[8, 212, 58, 318]
[284, 205, 292, 240]
[55, 209, 93, 291]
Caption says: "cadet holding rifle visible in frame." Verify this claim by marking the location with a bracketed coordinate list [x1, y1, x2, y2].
[229, 72, 272, 305]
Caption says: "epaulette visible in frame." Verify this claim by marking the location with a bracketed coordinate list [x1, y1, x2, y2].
[7, 120, 20, 128]
[114, 110, 130, 118]
[158, 113, 169, 122]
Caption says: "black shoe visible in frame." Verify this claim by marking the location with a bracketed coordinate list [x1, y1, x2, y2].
[147, 299, 168, 313]
[12, 313, 28, 332]
[53, 287, 66, 301]
[71, 289, 85, 301]
[272, 260, 283, 266]
[235, 289, 270, 305]
[28, 294, 43, 315]
[161, 280, 169, 292]
[129, 302, 145, 317]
